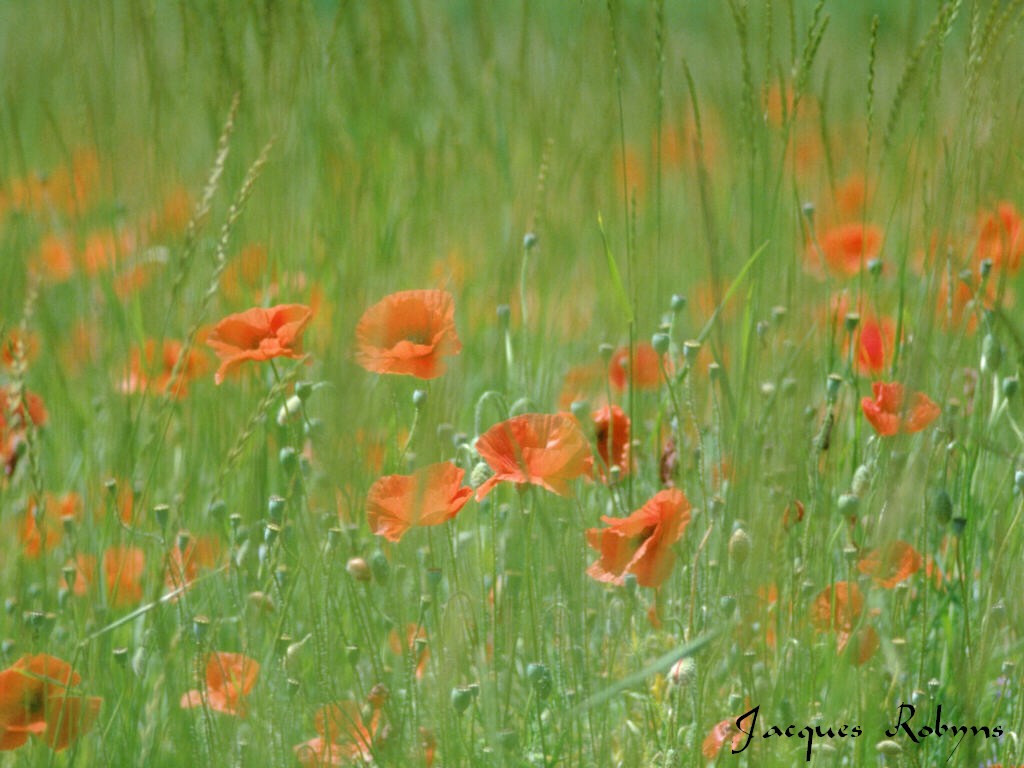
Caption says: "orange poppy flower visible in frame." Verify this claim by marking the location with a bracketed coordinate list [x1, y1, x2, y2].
[354, 289, 461, 379]
[60, 554, 96, 597]
[861, 381, 940, 436]
[850, 315, 896, 375]
[103, 546, 145, 607]
[586, 489, 691, 588]
[702, 717, 747, 759]
[366, 462, 473, 543]
[608, 343, 663, 391]
[21, 492, 81, 558]
[294, 701, 378, 767]
[591, 405, 631, 479]
[0, 654, 102, 752]
[180, 652, 260, 718]
[206, 304, 314, 384]
[810, 581, 863, 635]
[474, 413, 593, 500]
[857, 540, 923, 588]
[809, 223, 883, 277]
[976, 201, 1023, 274]
[120, 339, 210, 399]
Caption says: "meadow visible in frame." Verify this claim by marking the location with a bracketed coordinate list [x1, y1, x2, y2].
[1, 1, 1023, 765]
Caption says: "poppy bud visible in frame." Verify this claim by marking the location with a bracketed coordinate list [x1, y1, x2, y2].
[599, 343, 614, 362]
[426, 567, 443, 590]
[470, 461, 493, 490]
[346, 557, 371, 582]
[980, 258, 993, 279]
[370, 550, 390, 583]
[771, 305, 787, 324]
[802, 201, 815, 221]
[826, 373, 842, 404]
[207, 499, 226, 524]
[1003, 376, 1019, 399]
[667, 657, 696, 689]
[851, 464, 871, 497]
[670, 294, 687, 313]
[295, 380, 314, 401]
[982, 334, 1002, 373]
[876, 740, 902, 755]
[523, 232, 539, 250]
[277, 395, 303, 425]
[451, 686, 474, 714]
[728, 528, 751, 565]
[284, 633, 312, 675]
[927, 677, 941, 695]
[928, 488, 953, 524]
[867, 258, 883, 277]
[113, 647, 129, 666]
[413, 389, 427, 408]
[279, 446, 299, 475]
[569, 400, 589, 422]
[651, 332, 671, 356]
[951, 516, 967, 536]
[720, 595, 736, 616]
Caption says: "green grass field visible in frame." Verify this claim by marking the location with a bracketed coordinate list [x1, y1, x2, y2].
[1, 1, 1024, 766]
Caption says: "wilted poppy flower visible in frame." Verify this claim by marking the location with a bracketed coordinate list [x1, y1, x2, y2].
[294, 701, 378, 767]
[590, 405, 631, 479]
[809, 223, 883, 277]
[608, 343, 663, 390]
[206, 304, 313, 384]
[355, 289, 461, 379]
[861, 381, 940, 436]
[103, 546, 145, 607]
[702, 717, 747, 758]
[0, 654, 102, 752]
[120, 339, 209, 398]
[586, 488, 691, 588]
[366, 462, 472, 543]
[976, 201, 1023, 274]
[858, 541, 923, 588]
[474, 413, 592, 500]
[181, 652, 260, 717]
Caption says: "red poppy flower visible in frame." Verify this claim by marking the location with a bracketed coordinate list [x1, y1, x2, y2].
[354, 289, 461, 379]
[591, 405, 631, 479]
[850, 316, 896, 375]
[857, 540, 923, 588]
[976, 201, 1023, 274]
[810, 223, 883, 277]
[608, 343, 663, 390]
[21, 492, 81, 558]
[0, 654, 102, 752]
[206, 304, 313, 384]
[702, 718, 747, 758]
[861, 381, 940, 436]
[294, 701, 378, 767]
[586, 489, 691, 588]
[120, 339, 209, 398]
[181, 652, 260, 718]
[366, 462, 473, 542]
[474, 413, 592, 500]
[810, 581, 863, 635]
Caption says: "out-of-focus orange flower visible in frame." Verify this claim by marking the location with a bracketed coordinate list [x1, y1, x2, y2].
[935, 274, 1004, 333]
[858, 541, 923, 588]
[419, 727, 437, 768]
[206, 304, 313, 385]
[355, 289, 461, 379]
[180, 652, 260, 718]
[558, 363, 608, 411]
[861, 381, 940, 436]
[0, 654, 102, 752]
[976, 201, 1023, 274]
[389, 624, 429, 679]
[808, 223, 883, 278]
[155, 185, 193, 238]
[614, 146, 647, 205]
[366, 462, 473, 543]
[591, 405, 631, 479]
[103, 547, 145, 607]
[1, 327, 38, 369]
[810, 581, 878, 665]
[608, 343, 663, 391]
[165, 535, 222, 596]
[21, 492, 81, 558]
[294, 701, 378, 767]
[35, 235, 76, 282]
[79, 228, 137, 275]
[60, 554, 96, 597]
[120, 339, 209, 399]
[702, 718, 747, 759]
[586, 488, 691, 588]
[834, 174, 868, 218]
[222, 244, 271, 301]
[474, 413, 592, 500]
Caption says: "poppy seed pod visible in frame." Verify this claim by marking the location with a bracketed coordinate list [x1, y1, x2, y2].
[928, 488, 953, 524]
[526, 662, 553, 700]
[651, 332, 671, 356]
[451, 686, 474, 714]
[728, 528, 751, 565]
[370, 550, 390, 583]
[670, 294, 687, 313]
